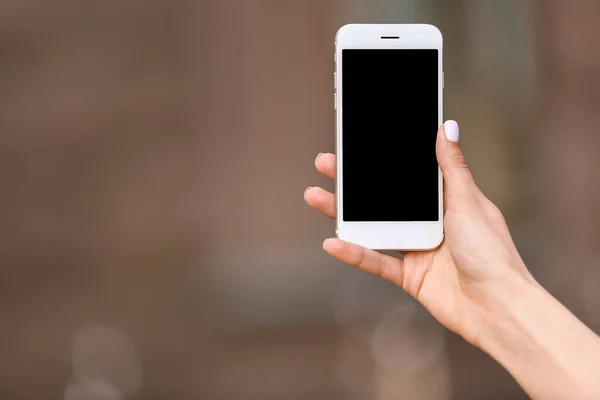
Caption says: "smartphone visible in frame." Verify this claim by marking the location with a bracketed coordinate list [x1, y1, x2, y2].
[335, 24, 444, 250]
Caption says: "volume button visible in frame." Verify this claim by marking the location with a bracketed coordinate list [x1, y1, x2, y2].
[442, 72, 444, 88]
[334, 72, 336, 89]
[334, 93, 336, 109]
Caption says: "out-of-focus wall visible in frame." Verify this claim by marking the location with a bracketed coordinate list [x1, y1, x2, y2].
[0, 1, 599, 399]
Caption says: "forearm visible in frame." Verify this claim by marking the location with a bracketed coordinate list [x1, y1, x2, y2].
[479, 274, 600, 400]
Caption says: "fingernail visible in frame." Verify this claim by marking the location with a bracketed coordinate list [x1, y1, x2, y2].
[444, 120, 459, 142]
[304, 187, 312, 200]
[322, 238, 331, 250]
[315, 153, 324, 165]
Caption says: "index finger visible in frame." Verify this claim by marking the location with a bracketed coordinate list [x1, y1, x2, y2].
[323, 238, 405, 287]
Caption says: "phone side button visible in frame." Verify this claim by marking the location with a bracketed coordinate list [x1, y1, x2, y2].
[442, 72, 444, 88]
[334, 93, 336, 109]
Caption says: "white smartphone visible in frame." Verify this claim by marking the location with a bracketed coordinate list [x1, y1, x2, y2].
[335, 24, 444, 250]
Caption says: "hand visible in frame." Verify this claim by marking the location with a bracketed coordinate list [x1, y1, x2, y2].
[306, 120, 600, 399]
[305, 121, 537, 347]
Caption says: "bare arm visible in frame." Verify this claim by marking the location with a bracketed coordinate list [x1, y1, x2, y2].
[480, 276, 600, 399]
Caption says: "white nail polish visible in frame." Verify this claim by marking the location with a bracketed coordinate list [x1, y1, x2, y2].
[444, 120, 459, 142]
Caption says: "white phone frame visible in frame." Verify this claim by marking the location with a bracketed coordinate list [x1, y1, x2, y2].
[335, 24, 444, 250]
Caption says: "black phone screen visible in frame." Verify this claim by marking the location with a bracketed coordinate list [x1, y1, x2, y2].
[341, 49, 439, 222]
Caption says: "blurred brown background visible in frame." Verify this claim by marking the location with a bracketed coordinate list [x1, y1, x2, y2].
[1, 0, 600, 399]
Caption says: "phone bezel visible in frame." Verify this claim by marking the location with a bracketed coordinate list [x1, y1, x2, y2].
[335, 24, 444, 250]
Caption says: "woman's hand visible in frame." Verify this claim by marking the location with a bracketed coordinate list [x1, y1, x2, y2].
[305, 120, 600, 399]
[304, 121, 536, 347]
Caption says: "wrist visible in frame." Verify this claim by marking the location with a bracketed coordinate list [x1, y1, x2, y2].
[475, 264, 600, 399]
[472, 264, 538, 347]
[475, 267, 542, 354]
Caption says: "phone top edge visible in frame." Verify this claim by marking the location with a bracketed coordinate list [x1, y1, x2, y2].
[335, 24, 443, 44]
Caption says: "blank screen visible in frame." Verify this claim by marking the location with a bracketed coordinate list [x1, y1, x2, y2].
[342, 49, 439, 221]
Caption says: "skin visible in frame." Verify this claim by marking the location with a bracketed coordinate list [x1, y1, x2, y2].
[305, 123, 600, 399]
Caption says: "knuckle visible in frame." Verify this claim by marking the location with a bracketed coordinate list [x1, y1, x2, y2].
[451, 152, 469, 170]
[376, 252, 391, 279]
[356, 247, 368, 269]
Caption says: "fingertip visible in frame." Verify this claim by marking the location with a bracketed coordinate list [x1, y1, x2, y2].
[315, 153, 333, 170]
[323, 238, 344, 253]
[306, 187, 336, 218]
[303, 186, 312, 200]
[314, 153, 324, 167]
[436, 123, 444, 140]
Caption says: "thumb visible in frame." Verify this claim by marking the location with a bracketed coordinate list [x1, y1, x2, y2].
[436, 120, 476, 197]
